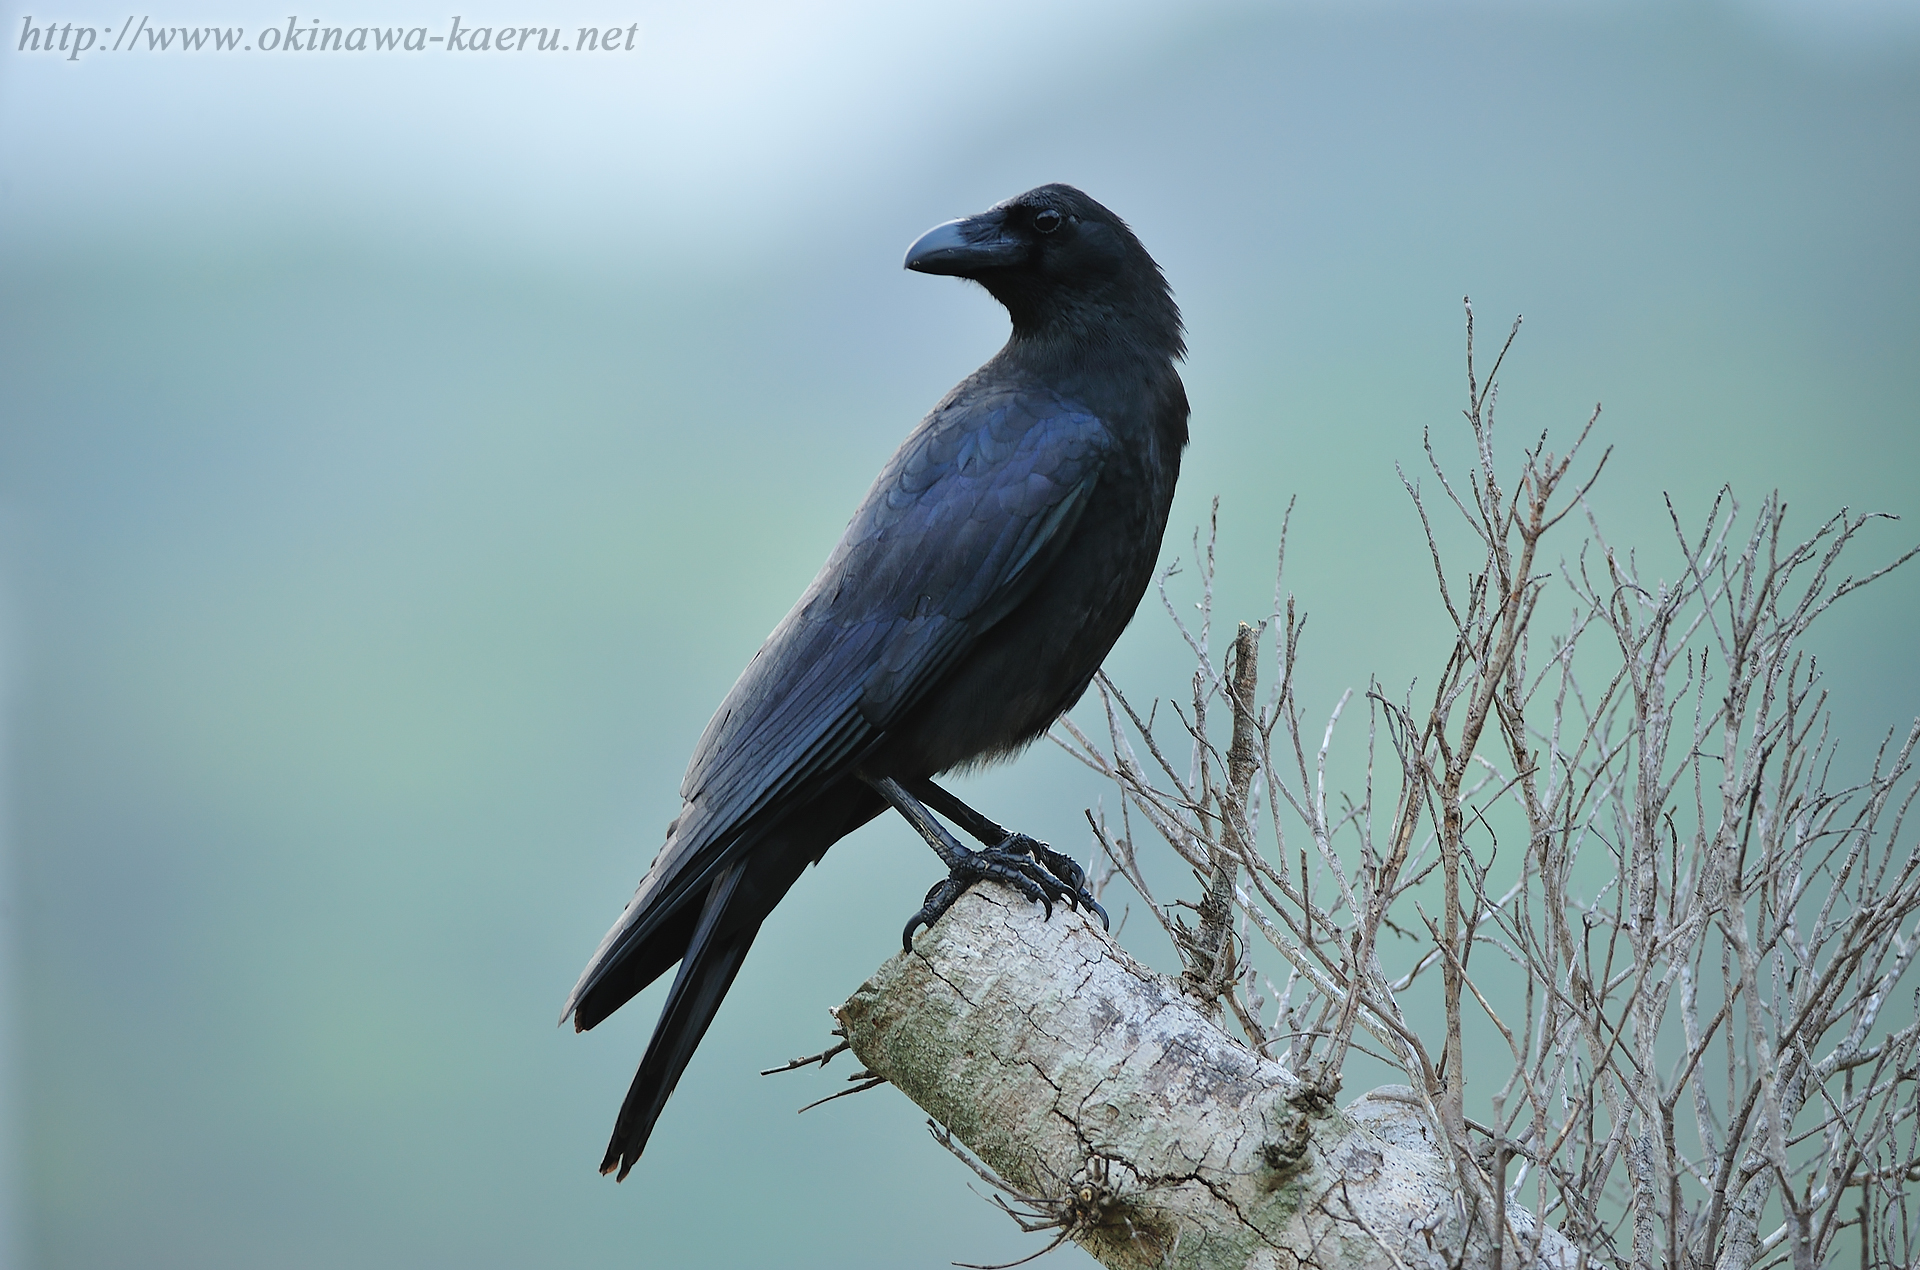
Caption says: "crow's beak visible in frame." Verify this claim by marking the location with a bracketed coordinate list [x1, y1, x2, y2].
[904, 211, 1026, 276]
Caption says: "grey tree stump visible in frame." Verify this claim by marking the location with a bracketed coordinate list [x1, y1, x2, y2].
[836, 887, 1578, 1270]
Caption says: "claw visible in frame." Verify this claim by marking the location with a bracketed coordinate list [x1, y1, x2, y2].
[1014, 837, 1104, 929]
[1030, 842, 1085, 890]
[903, 878, 964, 950]
[901, 833, 1103, 947]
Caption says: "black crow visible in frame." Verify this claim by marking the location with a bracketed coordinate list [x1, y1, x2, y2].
[563, 184, 1188, 1179]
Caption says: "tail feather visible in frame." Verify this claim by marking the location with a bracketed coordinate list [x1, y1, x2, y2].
[570, 900, 699, 1034]
[572, 778, 889, 1178]
[600, 860, 760, 1180]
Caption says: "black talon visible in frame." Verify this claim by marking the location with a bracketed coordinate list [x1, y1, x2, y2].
[900, 840, 1066, 949]
[866, 775, 1105, 948]
[1017, 835, 1107, 930]
[903, 877, 966, 950]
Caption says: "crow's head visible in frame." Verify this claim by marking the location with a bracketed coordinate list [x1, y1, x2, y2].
[905, 184, 1180, 354]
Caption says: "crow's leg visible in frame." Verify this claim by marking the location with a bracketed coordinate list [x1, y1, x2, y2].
[864, 776, 1066, 948]
[864, 776, 1107, 950]
[903, 777, 1108, 932]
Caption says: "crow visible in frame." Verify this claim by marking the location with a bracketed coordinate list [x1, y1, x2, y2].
[563, 184, 1188, 1180]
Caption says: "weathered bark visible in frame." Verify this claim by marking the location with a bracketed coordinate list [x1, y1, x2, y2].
[838, 888, 1581, 1270]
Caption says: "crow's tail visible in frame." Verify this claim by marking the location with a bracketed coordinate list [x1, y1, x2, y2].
[598, 859, 761, 1180]
[576, 777, 887, 1178]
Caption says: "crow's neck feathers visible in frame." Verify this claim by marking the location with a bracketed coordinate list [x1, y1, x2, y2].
[993, 264, 1187, 449]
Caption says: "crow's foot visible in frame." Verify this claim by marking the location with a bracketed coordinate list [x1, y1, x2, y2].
[1025, 836, 1108, 932]
[901, 834, 1108, 950]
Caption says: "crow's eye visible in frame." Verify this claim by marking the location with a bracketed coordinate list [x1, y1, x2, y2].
[1032, 209, 1064, 234]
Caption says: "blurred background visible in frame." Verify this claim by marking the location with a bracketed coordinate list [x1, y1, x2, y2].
[2, 0, 1917, 1266]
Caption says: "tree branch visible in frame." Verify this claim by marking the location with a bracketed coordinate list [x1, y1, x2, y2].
[838, 888, 1583, 1270]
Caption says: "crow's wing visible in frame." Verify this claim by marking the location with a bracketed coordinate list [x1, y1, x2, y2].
[561, 381, 1114, 1024]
